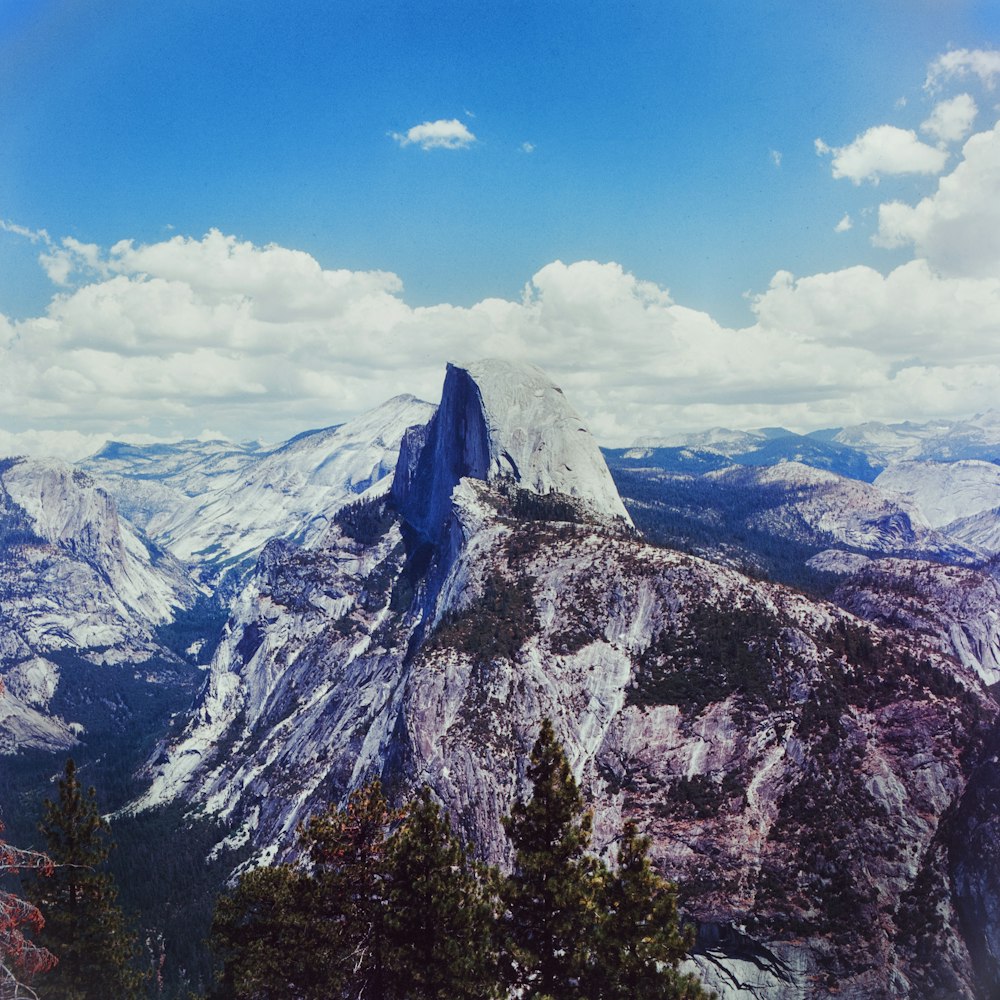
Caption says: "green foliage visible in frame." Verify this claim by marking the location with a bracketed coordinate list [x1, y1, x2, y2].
[501, 719, 604, 1000]
[26, 759, 144, 1000]
[0, 463, 46, 553]
[0, 653, 217, 999]
[155, 594, 229, 664]
[211, 783, 500, 1000]
[430, 572, 538, 662]
[334, 498, 398, 546]
[211, 782, 397, 1000]
[502, 720, 710, 1000]
[609, 468, 843, 597]
[383, 787, 500, 1000]
[596, 822, 713, 1000]
[507, 489, 586, 525]
[629, 601, 783, 715]
[208, 724, 709, 1000]
[659, 772, 747, 821]
[109, 803, 253, 999]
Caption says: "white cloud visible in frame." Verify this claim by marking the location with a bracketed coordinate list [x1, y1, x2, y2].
[770, 149, 782, 168]
[921, 93, 978, 144]
[751, 259, 1000, 362]
[834, 214, 852, 233]
[521, 142, 535, 154]
[0, 220, 51, 244]
[875, 120, 1000, 277]
[816, 125, 948, 184]
[925, 48, 1000, 92]
[6, 116, 1000, 455]
[391, 119, 476, 150]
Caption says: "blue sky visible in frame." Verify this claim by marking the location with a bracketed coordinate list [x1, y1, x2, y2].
[2, 1, 1000, 454]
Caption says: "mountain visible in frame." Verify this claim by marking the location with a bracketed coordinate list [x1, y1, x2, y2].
[0, 457, 199, 752]
[815, 411, 1000, 465]
[134, 360, 1000, 999]
[834, 557, 1000, 686]
[80, 437, 267, 533]
[606, 459, 978, 601]
[625, 411, 1000, 478]
[874, 461, 1000, 558]
[609, 432, 883, 482]
[709, 462, 975, 561]
[631, 427, 772, 456]
[86, 395, 436, 588]
[81, 436, 266, 496]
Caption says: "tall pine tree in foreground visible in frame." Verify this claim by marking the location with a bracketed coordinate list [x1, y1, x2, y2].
[503, 719, 712, 1000]
[212, 781, 398, 1000]
[212, 781, 499, 1000]
[209, 730, 711, 999]
[598, 821, 713, 1000]
[27, 759, 143, 1000]
[383, 787, 499, 1000]
[502, 718, 603, 1000]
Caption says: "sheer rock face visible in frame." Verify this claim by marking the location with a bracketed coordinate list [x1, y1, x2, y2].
[391, 360, 631, 548]
[138, 362, 1000, 999]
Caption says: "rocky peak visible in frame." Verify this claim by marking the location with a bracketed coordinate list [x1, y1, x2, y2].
[391, 359, 632, 545]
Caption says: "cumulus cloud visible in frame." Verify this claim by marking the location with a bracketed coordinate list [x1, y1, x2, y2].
[6, 106, 1000, 454]
[875, 121, 1000, 277]
[925, 48, 1000, 92]
[921, 94, 978, 144]
[834, 214, 852, 233]
[3, 208, 1000, 454]
[391, 119, 476, 150]
[816, 125, 948, 184]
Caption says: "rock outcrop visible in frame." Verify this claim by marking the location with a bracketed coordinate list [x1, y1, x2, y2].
[0, 457, 199, 751]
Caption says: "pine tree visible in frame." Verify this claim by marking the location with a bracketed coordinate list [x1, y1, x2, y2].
[210, 781, 399, 1000]
[1, 821, 56, 1000]
[597, 821, 714, 1000]
[210, 862, 314, 999]
[26, 759, 143, 1000]
[502, 718, 604, 1000]
[383, 787, 499, 1000]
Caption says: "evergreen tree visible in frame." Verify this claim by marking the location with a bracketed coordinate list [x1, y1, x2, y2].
[597, 821, 713, 1000]
[501, 718, 603, 1000]
[210, 781, 399, 1000]
[210, 862, 314, 999]
[26, 759, 143, 1000]
[383, 787, 499, 1000]
[1, 821, 56, 1000]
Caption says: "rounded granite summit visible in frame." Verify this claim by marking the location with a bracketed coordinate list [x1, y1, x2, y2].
[392, 359, 632, 543]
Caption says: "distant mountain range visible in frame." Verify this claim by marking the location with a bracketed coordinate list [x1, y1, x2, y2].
[617, 410, 1000, 480]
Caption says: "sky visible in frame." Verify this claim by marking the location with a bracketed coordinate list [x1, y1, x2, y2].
[2, 0, 1000, 458]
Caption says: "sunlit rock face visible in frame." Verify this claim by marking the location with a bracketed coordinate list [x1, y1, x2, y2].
[392, 359, 632, 547]
[136, 361, 1000, 999]
[0, 457, 199, 752]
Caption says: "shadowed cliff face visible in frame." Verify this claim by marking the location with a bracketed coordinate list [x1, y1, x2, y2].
[135, 361, 1000, 999]
[391, 364, 493, 547]
[952, 733, 1000, 1000]
[391, 360, 631, 549]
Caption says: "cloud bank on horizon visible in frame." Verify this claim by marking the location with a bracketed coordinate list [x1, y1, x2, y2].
[3, 49, 1000, 462]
